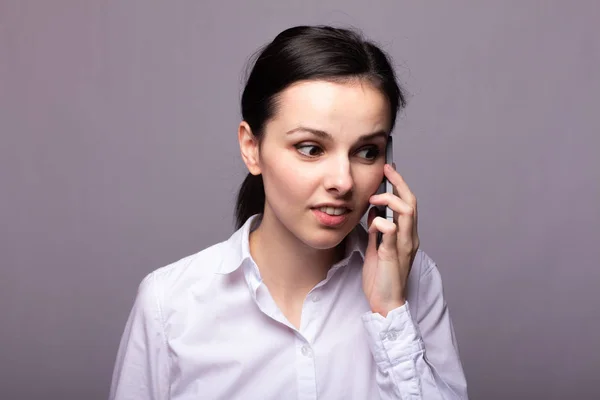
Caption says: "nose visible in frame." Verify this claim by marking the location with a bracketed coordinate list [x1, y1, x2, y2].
[324, 156, 354, 195]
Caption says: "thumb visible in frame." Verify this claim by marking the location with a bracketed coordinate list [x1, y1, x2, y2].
[365, 206, 379, 258]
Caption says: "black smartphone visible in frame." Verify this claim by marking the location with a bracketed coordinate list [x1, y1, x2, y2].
[376, 136, 394, 248]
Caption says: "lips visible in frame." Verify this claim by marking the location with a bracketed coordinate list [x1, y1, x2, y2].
[311, 207, 351, 227]
[316, 206, 350, 216]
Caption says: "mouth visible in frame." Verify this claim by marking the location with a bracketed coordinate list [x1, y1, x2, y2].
[315, 206, 351, 216]
[311, 206, 352, 227]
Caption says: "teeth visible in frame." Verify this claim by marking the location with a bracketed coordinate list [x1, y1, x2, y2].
[319, 206, 347, 216]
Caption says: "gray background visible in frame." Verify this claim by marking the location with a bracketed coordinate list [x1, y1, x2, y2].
[1, 1, 599, 399]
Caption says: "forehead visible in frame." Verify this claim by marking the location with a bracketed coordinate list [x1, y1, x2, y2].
[270, 80, 391, 137]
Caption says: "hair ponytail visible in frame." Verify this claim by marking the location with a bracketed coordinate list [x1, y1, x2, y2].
[235, 173, 265, 229]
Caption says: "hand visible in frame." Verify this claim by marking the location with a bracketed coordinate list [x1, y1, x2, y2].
[362, 163, 420, 317]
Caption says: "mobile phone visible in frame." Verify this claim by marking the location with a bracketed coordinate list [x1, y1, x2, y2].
[376, 136, 394, 248]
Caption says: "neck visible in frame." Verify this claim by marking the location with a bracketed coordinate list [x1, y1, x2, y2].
[249, 207, 345, 304]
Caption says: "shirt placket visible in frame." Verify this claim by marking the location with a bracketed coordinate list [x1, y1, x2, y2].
[244, 258, 349, 400]
[294, 288, 323, 400]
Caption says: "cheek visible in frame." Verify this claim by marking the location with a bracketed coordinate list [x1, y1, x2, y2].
[262, 156, 317, 204]
[355, 167, 384, 198]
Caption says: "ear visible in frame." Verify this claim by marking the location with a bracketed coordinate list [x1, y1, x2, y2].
[238, 121, 261, 175]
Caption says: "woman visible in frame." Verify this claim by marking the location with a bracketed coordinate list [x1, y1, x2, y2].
[110, 26, 468, 399]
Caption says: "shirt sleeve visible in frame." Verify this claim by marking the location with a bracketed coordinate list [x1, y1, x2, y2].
[109, 272, 170, 400]
[361, 261, 468, 399]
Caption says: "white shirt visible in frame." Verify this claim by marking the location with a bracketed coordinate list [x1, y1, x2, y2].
[110, 214, 468, 400]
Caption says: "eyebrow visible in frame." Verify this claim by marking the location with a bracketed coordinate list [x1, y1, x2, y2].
[285, 126, 388, 142]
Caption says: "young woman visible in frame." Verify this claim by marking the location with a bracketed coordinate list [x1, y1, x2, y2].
[110, 26, 468, 400]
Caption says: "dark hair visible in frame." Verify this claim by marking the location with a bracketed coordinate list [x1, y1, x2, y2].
[235, 25, 406, 229]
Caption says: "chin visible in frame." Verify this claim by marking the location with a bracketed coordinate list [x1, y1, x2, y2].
[301, 220, 357, 250]
[306, 236, 342, 250]
[273, 208, 359, 250]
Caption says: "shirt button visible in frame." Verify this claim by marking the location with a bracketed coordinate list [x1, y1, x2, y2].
[311, 295, 320, 302]
[386, 330, 399, 341]
[301, 345, 313, 358]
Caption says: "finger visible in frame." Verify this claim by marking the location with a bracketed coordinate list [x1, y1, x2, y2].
[367, 205, 379, 228]
[367, 216, 398, 257]
[389, 163, 419, 242]
[384, 164, 418, 230]
[369, 192, 414, 218]
[365, 219, 378, 258]
[371, 193, 415, 253]
[384, 164, 417, 207]
[367, 216, 397, 235]
[365, 206, 382, 257]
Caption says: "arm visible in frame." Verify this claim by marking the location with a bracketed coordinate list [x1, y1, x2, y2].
[364, 164, 467, 399]
[362, 259, 468, 399]
[109, 272, 170, 400]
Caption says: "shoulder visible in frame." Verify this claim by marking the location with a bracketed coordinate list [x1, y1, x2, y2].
[154, 241, 227, 279]
[137, 240, 231, 307]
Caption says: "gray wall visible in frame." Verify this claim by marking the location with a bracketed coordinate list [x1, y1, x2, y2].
[1, 1, 599, 399]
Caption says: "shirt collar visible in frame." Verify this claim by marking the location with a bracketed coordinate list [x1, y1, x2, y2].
[215, 214, 260, 275]
[216, 214, 367, 275]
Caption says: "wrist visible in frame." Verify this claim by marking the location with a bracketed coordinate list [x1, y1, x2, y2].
[372, 299, 406, 317]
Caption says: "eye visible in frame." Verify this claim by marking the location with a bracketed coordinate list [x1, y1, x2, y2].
[295, 144, 324, 157]
[355, 146, 380, 161]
